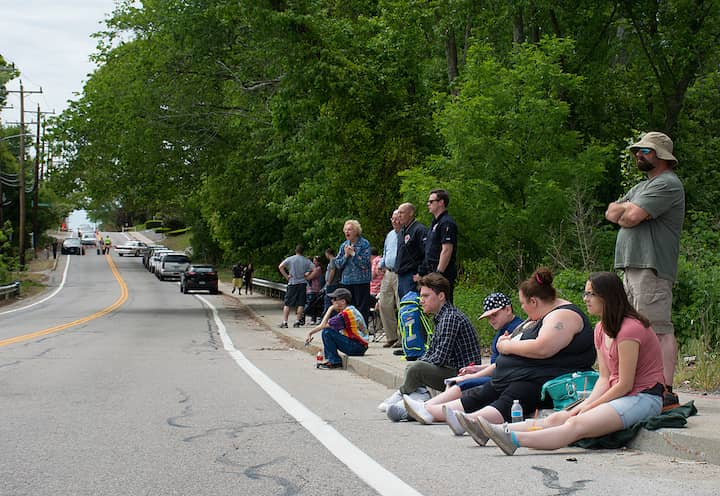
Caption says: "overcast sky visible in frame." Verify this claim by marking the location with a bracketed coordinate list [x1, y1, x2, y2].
[0, 0, 120, 124]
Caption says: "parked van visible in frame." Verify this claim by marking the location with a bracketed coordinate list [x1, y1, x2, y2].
[156, 252, 191, 280]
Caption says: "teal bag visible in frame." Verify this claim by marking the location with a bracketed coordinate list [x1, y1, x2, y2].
[540, 370, 599, 410]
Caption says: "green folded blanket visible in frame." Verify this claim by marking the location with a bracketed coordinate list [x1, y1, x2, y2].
[572, 401, 697, 449]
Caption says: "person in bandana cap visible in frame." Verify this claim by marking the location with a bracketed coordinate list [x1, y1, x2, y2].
[606, 131, 684, 410]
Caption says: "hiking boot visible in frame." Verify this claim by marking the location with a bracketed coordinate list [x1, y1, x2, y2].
[443, 406, 466, 436]
[456, 412, 488, 446]
[403, 395, 434, 424]
[662, 390, 680, 412]
[392, 349, 404, 356]
[476, 416, 516, 455]
[378, 390, 403, 412]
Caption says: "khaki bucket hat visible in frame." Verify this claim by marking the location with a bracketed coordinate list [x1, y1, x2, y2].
[629, 132, 678, 166]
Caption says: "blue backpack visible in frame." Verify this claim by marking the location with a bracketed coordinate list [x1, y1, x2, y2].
[397, 291, 434, 360]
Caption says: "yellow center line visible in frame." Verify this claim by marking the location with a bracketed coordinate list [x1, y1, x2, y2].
[0, 253, 129, 348]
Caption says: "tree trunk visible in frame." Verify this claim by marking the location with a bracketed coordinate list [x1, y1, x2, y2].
[445, 28, 459, 89]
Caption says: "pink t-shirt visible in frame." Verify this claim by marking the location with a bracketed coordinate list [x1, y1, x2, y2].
[594, 317, 665, 396]
[370, 255, 384, 295]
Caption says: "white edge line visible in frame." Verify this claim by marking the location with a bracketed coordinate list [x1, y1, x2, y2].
[0, 255, 71, 316]
[196, 294, 424, 496]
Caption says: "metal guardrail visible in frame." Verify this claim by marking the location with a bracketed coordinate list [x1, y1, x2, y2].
[0, 281, 20, 300]
[252, 278, 287, 298]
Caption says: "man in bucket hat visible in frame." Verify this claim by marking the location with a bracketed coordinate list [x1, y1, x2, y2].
[605, 131, 685, 410]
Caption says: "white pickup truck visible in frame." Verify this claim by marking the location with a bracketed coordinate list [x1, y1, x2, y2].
[114, 240, 148, 257]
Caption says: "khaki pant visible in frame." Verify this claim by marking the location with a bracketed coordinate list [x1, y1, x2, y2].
[377, 270, 399, 341]
[623, 268, 674, 334]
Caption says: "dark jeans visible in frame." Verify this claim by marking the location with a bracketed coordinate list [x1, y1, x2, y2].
[321, 329, 368, 365]
[397, 272, 417, 300]
[341, 283, 371, 323]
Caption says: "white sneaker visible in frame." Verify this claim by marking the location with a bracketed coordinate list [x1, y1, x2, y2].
[403, 394, 434, 424]
[443, 406, 465, 436]
[377, 390, 402, 412]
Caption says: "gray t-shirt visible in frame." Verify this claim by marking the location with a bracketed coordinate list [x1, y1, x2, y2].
[614, 171, 685, 281]
[281, 254, 314, 285]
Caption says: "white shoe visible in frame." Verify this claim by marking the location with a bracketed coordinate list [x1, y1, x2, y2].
[443, 406, 465, 436]
[377, 390, 402, 412]
[403, 394, 434, 424]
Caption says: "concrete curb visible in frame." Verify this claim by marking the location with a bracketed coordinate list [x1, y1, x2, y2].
[124, 228, 720, 466]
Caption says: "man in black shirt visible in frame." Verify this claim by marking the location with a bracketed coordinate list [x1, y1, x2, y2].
[419, 189, 458, 302]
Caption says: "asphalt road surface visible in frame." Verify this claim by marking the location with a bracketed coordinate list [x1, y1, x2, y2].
[1, 238, 719, 495]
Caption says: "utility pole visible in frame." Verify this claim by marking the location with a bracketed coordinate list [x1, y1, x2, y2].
[33, 105, 54, 253]
[7, 80, 42, 267]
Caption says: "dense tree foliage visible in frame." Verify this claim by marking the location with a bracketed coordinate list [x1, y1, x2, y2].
[35, 0, 720, 345]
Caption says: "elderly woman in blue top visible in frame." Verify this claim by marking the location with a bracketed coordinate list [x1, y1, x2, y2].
[334, 219, 372, 322]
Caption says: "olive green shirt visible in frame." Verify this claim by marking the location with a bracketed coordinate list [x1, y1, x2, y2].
[614, 171, 685, 282]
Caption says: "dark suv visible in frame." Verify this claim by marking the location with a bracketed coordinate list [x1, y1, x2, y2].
[180, 264, 219, 294]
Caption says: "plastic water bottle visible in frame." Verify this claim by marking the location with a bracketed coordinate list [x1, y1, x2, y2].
[315, 351, 324, 368]
[511, 399, 524, 423]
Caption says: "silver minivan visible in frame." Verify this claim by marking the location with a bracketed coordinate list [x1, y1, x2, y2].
[156, 252, 191, 280]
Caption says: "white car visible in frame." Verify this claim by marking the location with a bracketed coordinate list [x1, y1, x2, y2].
[115, 240, 148, 257]
[149, 249, 173, 273]
[155, 252, 191, 280]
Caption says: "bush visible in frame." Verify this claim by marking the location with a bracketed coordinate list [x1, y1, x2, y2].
[146, 219, 163, 229]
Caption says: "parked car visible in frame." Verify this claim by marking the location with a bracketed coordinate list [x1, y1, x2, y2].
[148, 248, 173, 273]
[61, 237, 84, 255]
[180, 264, 219, 294]
[155, 252, 191, 280]
[143, 245, 166, 269]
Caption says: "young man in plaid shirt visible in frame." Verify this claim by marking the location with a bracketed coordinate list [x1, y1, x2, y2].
[379, 272, 481, 421]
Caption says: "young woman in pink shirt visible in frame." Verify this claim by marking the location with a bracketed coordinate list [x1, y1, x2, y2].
[465, 271, 666, 455]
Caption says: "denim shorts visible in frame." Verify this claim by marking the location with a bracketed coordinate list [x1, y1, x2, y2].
[608, 393, 662, 429]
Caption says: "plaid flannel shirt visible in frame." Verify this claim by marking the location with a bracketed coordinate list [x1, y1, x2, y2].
[421, 302, 481, 369]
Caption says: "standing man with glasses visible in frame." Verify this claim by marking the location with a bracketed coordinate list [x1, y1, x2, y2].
[419, 189, 458, 302]
[378, 210, 402, 348]
[605, 131, 685, 410]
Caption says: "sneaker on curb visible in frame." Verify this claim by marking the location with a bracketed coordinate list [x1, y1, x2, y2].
[317, 361, 342, 370]
[403, 395, 434, 424]
[662, 390, 680, 412]
[386, 401, 409, 422]
[279, 322, 289, 328]
[456, 412, 488, 446]
[476, 416, 516, 455]
[377, 390, 403, 412]
[443, 406, 466, 436]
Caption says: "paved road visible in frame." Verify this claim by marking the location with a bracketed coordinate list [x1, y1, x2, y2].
[1, 239, 719, 495]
